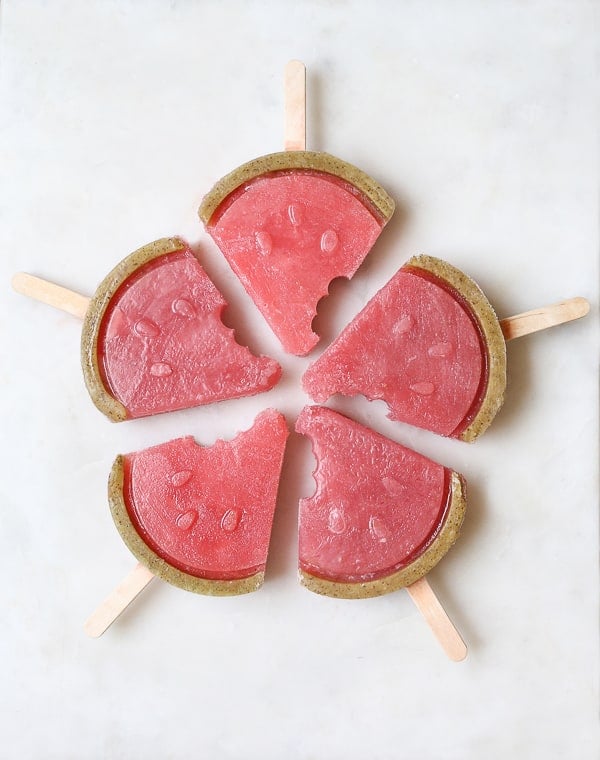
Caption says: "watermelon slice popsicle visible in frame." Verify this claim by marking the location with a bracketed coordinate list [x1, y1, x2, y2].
[297, 405, 468, 661]
[198, 61, 396, 357]
[303, 255, 589, 442]
[12, 237, 282, 420]
[83, 409, 289, 637]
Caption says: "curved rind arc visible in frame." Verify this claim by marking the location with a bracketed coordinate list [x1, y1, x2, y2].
[405, 255, 507, 443]
[198, 151, 395, 225]
[108, 456, 264, 596]
[299, 471, 466, 599]
[81, 237, 189, 423]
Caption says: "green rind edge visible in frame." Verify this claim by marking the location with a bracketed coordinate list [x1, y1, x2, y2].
[406, 255, 507, 443]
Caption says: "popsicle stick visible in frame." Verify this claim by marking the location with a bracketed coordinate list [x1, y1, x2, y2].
[284, 60, 306, 151]
[84, 562, 155, 638]
[406, 577, 467, 661]
[12, 272, 90, 319]
[501, 296, 590, 341]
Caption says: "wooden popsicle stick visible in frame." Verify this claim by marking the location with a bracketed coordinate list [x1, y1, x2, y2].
[12, 272, 90, 320]
[406, 577, 467, 662]
[84, 562, 155, 638]
[284, 60, 306, 151]
[501, 296, 590, 341]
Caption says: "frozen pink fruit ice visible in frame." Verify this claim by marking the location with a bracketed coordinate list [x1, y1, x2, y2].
[81, 237, 282, 421]
[198, 152, 395, 355]
[302, 256, 507, 442]
[295, 405, 466, 598]
[108, 409, 289, 594]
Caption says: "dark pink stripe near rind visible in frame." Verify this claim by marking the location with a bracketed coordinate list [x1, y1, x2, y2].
[402, 266, 490, 439]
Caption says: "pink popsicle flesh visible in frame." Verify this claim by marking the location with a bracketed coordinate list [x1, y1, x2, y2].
[98, 248, 281, 418]
[302, 267, 486, 438]
[123, 409, 289, 580]
[206, 171, 385, 355]
[296, 406, 451, 583]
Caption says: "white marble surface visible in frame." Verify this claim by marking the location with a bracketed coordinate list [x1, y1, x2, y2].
[1, 1, 598, 758]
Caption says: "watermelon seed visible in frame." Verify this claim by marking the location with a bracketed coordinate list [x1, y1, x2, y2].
[171, 470, 192, 487]
[134, 318, 160, 338]
[320, 229, 338, 253]
[172, 298, 196, 318]
[393, 315, 413, 334]
[221, 508, 242, 532]
[382, 476, 406, 497]
[255, 231, 273, 256]
[327, 507, 347, 534]
[369, 515, 390, 542]
[176, 510, 197, 530]
[150, 362, 173, 377]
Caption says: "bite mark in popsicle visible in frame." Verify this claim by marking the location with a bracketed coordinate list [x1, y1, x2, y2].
[108, 409, 289, 594]
[199, 152, 395, 356]
[81, 237, 282, 421]
[296, 405, 466, 598]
